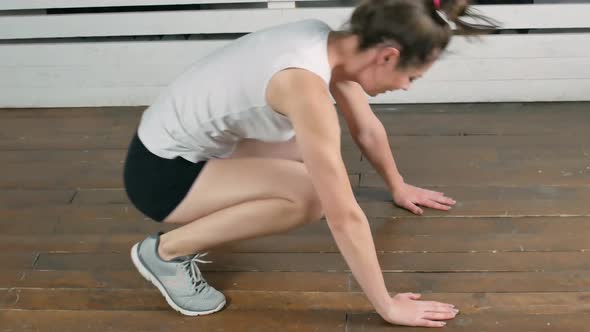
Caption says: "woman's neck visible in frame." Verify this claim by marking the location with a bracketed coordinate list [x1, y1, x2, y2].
[327, 31, 376, 83]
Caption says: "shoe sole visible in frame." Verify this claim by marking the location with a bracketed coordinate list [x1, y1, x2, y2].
[131, 242, 226, 316]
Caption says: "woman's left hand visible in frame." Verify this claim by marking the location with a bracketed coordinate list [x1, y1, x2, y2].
[392, 182, 456, 215]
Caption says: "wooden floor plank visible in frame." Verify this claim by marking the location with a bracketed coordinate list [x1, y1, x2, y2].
[369, 271, 590, 293]
[3, 269, 589, 294]
[376, 252, 590, 273]
[4, 206, 590, 236]
[2, 229, 589, 254]
[358, 186, 590, 217]
[1, 144, 589, 189]
[2, 146, 589, 189]
[2, 154, 587, 189]
[0, 106, 143, 118]
[16, 182, 590, 219]
[0, 270, 348, 292]
[0, 119, 137, 150]
[359, 163, 590, 186]
[0, 309, 345, 332]
[4, 289, 590, 314]
[0, 204, 146, 225]
[367, 101, 590, 116]
[0, 218, 58, 234]
[31, 252, 590, 272]
[369, 102, 590, 137]
[3, 102, 590, 330]
[0, 149, 360, 189]
[71, 185, 590, 218]
[2, 254, 37, 269]
[383, 135, 590, 149]
[0, 189, 75, 208]
[359, 216, 590, 237]
[0, 288, 363, 312]
[0, 217, 161, 235]
[348, 312, 590, 331]
[3, 118, 588, 150]
[2, 185, 583, 223]
[5, 215, 590, 255]
[2, 103, 590, 150]
[354, 143, 590, 186]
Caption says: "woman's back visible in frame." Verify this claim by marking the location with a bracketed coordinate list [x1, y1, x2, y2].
[138, 19, 332, 163]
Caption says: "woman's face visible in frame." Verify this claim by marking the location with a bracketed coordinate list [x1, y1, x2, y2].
[356, 47, 435, 97]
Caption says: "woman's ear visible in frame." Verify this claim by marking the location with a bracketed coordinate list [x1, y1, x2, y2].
[378, 46, 401, 65]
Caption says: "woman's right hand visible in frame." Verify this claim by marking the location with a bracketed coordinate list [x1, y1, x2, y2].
[380, 293, 459, 328]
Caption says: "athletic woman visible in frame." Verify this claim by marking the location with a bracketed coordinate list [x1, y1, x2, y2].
[124, 0, 495, 327]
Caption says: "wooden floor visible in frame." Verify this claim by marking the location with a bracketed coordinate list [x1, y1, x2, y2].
[2, 102, 590, 331]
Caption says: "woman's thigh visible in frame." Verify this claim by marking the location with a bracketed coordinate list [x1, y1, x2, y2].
[163, 157, 321, 224]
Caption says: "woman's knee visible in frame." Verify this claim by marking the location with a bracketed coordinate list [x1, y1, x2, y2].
[287, 169, 324, 223]
[302, 191, 324, 223]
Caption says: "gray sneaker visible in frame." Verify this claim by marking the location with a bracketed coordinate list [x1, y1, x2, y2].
[130, 232, 226, 316]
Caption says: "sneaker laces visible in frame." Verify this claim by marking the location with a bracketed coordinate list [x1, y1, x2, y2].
[180, 252, 212, 294]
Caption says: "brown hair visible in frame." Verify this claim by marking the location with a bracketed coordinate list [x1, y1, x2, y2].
[348, 0, 498, 68]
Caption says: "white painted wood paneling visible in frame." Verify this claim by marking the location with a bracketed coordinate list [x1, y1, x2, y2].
[1, 5, 589, 40]
[1, 32, 589, 106]
[0, 65, 182, 88]
[427, 58, 590, 81]
[2, 78, 588, 108]
[0, 87, 162, 108]
[2, 34, 588, 67]
[0, 0, 309, 10]
[371, 79, 590, 103]
[1, 3, 589, 106]
[445, 34, 590, 59]
[3, 57, 589, 89]
[5, 8, 350, 39]
[460, 4, 590, 30]
[0, 40, 228, 66]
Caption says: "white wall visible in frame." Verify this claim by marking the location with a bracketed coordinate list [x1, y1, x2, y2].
[1, 1, 589, 107]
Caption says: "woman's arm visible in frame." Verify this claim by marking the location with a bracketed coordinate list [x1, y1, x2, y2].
[266, 69, 457, 327]
[331, 80, 404, 191]
[268, 69, 392, 315]
[331, 81, 456, 215]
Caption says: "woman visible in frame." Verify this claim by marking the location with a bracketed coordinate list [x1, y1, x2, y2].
[124, 0, 495, 327]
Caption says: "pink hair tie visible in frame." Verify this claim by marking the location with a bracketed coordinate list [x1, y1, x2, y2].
[433, 0, 441, 9]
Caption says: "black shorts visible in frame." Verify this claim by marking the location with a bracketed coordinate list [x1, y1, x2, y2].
[123, 133, 208, 222]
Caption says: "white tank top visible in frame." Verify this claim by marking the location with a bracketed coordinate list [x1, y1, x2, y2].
[138, 19, 332, 162]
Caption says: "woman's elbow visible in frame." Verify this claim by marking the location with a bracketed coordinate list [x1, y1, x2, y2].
[325, 206, 366, 232]
[355, 124, 384, 147]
